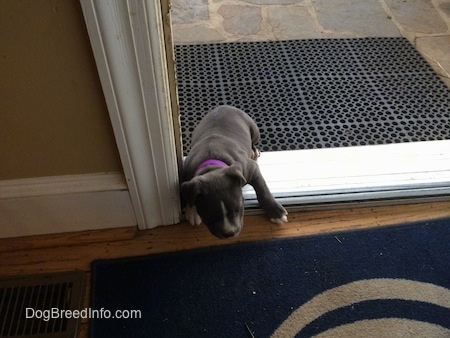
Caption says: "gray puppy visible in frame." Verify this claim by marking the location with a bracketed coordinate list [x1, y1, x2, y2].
[181, 105, 288, 239]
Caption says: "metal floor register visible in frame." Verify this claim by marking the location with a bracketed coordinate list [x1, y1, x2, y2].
[175, 37, 450, 155]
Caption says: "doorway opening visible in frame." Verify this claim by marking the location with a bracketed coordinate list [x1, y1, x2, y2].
[170, 0, 450, 211]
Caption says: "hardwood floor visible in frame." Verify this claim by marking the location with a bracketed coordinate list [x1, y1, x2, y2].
[1, 200, 449, 337]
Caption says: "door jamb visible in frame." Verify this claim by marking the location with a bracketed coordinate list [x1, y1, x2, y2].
[80, 0, 181, 229]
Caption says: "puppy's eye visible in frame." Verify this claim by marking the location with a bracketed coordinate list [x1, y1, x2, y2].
[232, 206, 241, 215]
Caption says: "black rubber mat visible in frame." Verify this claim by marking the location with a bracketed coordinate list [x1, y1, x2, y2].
[175, 38, 450, 155]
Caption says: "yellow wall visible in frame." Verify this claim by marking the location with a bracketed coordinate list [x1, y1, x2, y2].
[0, 0, 123, 180]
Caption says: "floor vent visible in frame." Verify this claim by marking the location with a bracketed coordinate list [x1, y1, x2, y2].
[0, 271, 86, 338]
[175, 37, 450, 155]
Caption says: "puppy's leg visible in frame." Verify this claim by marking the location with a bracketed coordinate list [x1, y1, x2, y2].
[248, 117, 261, 160]
[248, 163, 288, 224]
[251, 145, 261, 160]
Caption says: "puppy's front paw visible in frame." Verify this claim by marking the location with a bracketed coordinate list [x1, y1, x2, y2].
[267, 202, 288, 225]
[185, 204, 202, 226]
[270, 214, 288, 225]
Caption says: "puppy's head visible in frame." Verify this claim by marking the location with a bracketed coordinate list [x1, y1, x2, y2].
[181, 163, 246, 239]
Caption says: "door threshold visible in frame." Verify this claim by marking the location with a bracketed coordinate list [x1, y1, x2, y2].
[243, 140, 450, 211]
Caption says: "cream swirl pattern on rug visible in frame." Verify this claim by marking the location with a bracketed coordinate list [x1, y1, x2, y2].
[272, 278, 450, 337]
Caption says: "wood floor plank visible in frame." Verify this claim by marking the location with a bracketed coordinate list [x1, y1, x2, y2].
[0, 226, 136, 252]
[1, 201, 449, 277]
[79, 323, 88, 338]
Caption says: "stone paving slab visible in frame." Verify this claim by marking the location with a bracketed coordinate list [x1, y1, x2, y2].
[171, 0, 450, 84]
[385, 0, 448, 34]
[218, 5, 262, 35]
[267, 6, 336, 40]
[171, 0, 209, 25]
[313, 0, 400, 38]
[416, 35, 450, 81]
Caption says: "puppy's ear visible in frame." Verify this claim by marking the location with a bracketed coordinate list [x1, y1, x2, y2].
[225, 163, 247, 186]
[181, 177, 203, 205]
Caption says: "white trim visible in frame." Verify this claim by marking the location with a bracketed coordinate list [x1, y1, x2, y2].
[0, 172, 126, 199]
[80, 0, 180, 229]
[244, 140, 450, 208]
[0, 173, 136, 238]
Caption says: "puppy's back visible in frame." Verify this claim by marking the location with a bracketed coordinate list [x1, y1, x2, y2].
[191, 105, 254, 144]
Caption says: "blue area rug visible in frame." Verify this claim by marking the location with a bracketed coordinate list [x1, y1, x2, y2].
[90, 218, 450, 337]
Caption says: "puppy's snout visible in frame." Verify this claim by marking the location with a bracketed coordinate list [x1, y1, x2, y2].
[209, 217, 243, 239]
[219, 225, 242, 239]
[201, 200, 244, 239]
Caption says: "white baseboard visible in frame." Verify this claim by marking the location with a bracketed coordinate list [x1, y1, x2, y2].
[0, 173, 137, 238]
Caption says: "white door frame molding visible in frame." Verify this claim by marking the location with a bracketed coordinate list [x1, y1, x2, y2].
[80, 0, 180, 229]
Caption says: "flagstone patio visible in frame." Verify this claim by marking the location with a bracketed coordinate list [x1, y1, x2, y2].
[170, 0, 450, 86]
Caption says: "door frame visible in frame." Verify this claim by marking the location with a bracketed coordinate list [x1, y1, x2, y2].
[80, 0, 181, 229]
[80, 0, 450, 230]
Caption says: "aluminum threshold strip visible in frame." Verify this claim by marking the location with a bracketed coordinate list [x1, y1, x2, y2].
[242, 140, 450, 211]
[245, 196, 450, 215]
[244, 186, 450, 212]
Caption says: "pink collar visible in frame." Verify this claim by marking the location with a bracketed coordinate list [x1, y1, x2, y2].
[195, 159, 228, 173]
